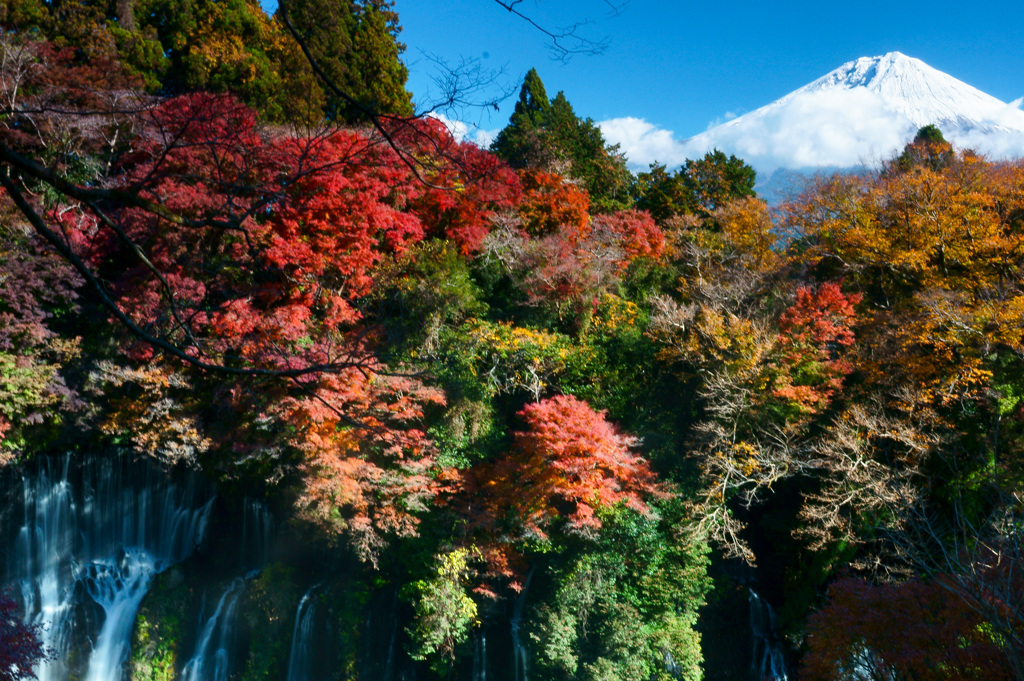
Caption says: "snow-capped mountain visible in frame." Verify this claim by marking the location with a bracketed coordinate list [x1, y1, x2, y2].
[675, 52, 1024, 173]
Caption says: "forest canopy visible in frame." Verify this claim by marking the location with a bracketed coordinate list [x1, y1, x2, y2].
[1, 2, 1024, 679]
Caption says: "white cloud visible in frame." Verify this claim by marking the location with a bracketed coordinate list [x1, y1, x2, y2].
[953, 128, 1024, 159]
[598, 92, 917, 175]
[598, 117, 689, 171]
[952, 98, 1024, 158]
[427, 112, 499, 148]
[679, 88, 918, 174]
[600, 90, 1024, 177]
[445, 93, 1024, 178]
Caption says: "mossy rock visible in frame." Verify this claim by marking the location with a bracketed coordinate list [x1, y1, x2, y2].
[240, 562, 300, 681]
[129, 566, 194, 681]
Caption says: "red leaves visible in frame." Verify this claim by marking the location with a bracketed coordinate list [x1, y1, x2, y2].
[804, 577, 1013, 681]
[474, 395, 660, 540]
[81, 93, 439, 369]
[504, 209, 665, 312]
[0, 591, 46, 681]
[778, 282, 861, 351]
[266, 130, 425, 296]
[403, 118, 522, 254]
[590, 209, 665, 263]
[772, 282, 861, 412]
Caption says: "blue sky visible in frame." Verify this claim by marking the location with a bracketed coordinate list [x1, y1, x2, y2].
[261, 0, 1024, 168]
[394, 1, 1024, 140]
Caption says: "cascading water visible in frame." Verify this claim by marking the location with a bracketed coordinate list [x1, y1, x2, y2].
[81, 551, 157, 681]
[4, 453, 214, 681]
[180, 578, 245, 681]
[472, 631, 487, 681]
[510, 567, 535, 681]
[285, 584, 321, 681]
[240, 497, 273, 572]
[748, 589, 788, 681]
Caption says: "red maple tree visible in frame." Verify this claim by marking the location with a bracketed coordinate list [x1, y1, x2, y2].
[473, 395, 661, 540]
[804, 576, 1014, 681]
[0, 591, 46, 681]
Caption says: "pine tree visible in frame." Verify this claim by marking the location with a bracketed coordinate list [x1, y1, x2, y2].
[681, 149, 757, 215]
[492, 69, 631, 212]
[893, 123, 954, 172]
[635, 151, 757, 222]
[490, 67, 551, 169]
[347, 0, 413, 119]
[278, 0, 412, 121]
[278, 0, 357, 119]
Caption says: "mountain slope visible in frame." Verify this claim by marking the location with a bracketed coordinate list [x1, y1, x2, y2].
[679, 52, 1024, 173]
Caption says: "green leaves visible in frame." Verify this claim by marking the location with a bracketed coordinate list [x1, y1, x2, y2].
[406, 549, 478, 671]
[491, 69, 632, 212]
[529, 506, 709, 681]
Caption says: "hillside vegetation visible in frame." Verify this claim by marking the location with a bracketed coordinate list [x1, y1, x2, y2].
[2, 2, 1024, 679]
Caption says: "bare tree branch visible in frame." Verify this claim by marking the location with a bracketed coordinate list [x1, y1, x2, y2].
[491, 0, 622, 61]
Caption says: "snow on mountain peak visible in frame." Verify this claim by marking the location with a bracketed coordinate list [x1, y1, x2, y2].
[790, 52, 1023, 133]
[669, 52, 1024, 174]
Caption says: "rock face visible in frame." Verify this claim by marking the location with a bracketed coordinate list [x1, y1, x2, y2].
[683, 51, 1024, 173]
[1, 454, 215, 681]
[1, 455, 445, 681]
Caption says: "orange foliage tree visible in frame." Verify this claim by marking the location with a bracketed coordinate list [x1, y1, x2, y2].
[517, 169, 590, 238]
[466, 394, 661, 583]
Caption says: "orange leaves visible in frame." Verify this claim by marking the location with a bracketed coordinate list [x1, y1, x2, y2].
[715, 196, 777, 269]
[517, 169, 590, 238]
[473, 395, 659, 540]
[288, 368, 447, 564]
[789, 151, 1024, 296]
[784, 152, 1024, 418]
[90, 360, 211, 466]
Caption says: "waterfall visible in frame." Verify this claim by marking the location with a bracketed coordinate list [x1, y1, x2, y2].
[240, 497, 273, 571]
[748, 589, 788, 681]
[180, 579, 244, 681]
[472, 631, 487, 681]
[81, 551, 157, 681]
[382, 592, 398, 681]
[510, 568, 535, 681]
[4, 453, 214, 681]
[285, 584, 321, 681]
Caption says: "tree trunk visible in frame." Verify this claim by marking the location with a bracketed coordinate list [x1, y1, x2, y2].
[116, 0, 135, 32]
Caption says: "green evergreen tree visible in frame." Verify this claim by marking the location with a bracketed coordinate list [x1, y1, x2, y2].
[278, 0, 356, 119]
[128, 0, 318, 120]
[914, 123, 947, 145]
[18, 0, 412, 123]
[347, 0, 413, 119]
[492, 69, 631, 212]
[635, 151, 756, 223]
[543, 91, 631, 211]
[634, 162, 689, 224]
[490, 67, 551, 169]
[681, 149, 757, 215]
[893, 123, 954, 173]
[278, 0, 411, 121]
